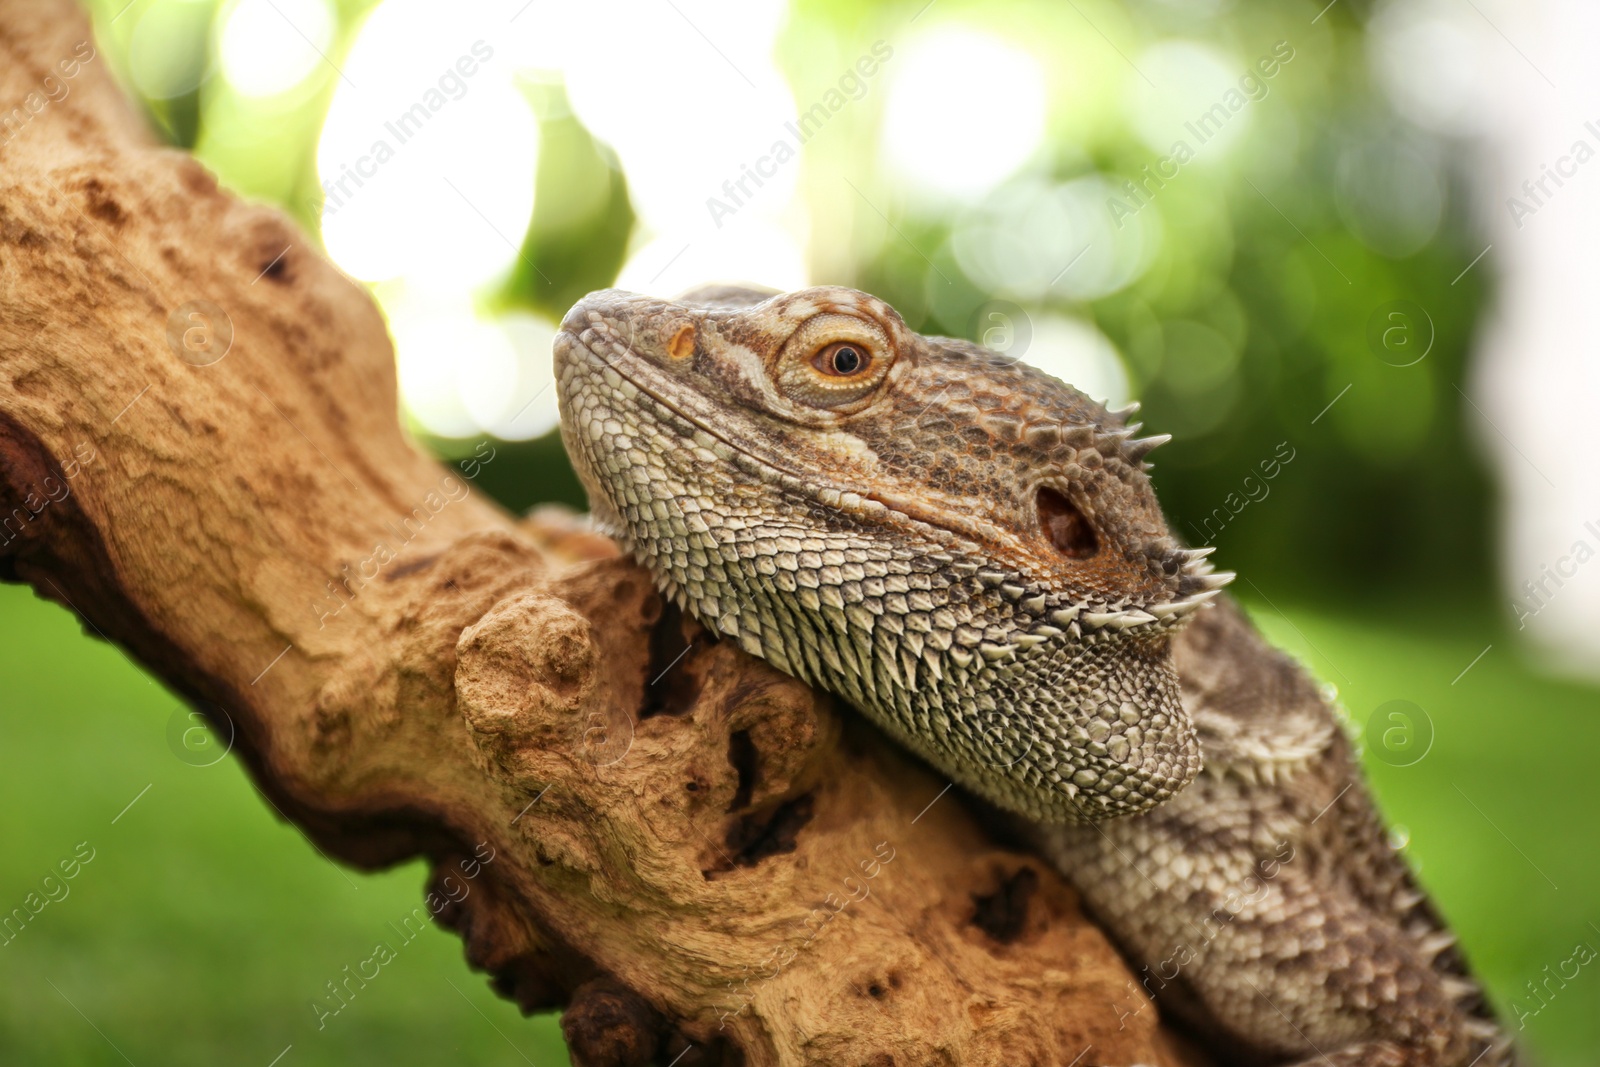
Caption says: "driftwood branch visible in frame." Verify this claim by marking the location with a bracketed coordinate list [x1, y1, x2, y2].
[0, 4, 1204, 1064]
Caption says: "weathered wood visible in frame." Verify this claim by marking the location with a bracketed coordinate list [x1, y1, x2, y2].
[0, 4, 1202, 1064]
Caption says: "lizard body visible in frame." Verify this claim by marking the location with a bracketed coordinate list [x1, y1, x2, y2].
[554, 283, 1516, 1066]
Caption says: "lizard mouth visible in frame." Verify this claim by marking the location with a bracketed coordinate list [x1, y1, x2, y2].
[563, 325, 1037, 555]
[562, 323, 891, 506]
[559, 325, 1226, 635]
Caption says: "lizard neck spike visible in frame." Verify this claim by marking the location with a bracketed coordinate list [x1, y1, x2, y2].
[1108, 400, 1141, 422]
[1061, 423, 1097, 448]
[1093, 422, 1172, 470]
[1096, 427, 1136, 445]
[1124, 433, 1172, 462]
[1094, 427, 1138, 457]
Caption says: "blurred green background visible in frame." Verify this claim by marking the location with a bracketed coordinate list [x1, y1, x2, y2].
[3, 0, 1597, 1063]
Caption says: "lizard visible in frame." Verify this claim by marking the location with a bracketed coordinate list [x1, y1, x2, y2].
[553, 282, 1517, 1067]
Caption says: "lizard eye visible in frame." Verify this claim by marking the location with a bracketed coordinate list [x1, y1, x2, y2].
[774, 312, 895, 413]
[813, 341, 870, 377]
[1038, 487, 1099, 559]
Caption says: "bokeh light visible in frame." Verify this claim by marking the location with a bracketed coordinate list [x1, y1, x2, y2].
[1127, 40, 1253, 161]
[317, 0, 538, 289]
[1019, 315, 1131, 410]
[126, 0, 214, 100]
[1367, 0, 1492, 137]
[880, 28, 1047, 201]
[551, 0, 796, 235]
[217, 0, 335, 98]
[616, 221, 809, 297]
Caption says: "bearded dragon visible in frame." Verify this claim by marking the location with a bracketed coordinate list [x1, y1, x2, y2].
[554, 283, 1516, 1066]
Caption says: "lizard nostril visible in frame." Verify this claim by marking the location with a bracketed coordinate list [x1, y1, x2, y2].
[1037, 487, 1099, 560]
[667, 324, 696, 361]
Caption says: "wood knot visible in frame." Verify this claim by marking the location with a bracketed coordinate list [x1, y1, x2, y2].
[79, 177, 127, 226]
[971, 866, 1039, 944]
[455, 592, 596, 745]
[560, 977, 663, 1067]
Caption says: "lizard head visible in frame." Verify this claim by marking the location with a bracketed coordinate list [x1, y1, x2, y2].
[555, 283, 1230, 823]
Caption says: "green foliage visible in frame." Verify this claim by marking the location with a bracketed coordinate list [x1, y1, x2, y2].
[0, 585, 571, 1067]
[497, 83, 637, 321]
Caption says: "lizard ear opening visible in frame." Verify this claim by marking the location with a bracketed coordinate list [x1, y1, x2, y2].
[1037, 487, 1099, 560]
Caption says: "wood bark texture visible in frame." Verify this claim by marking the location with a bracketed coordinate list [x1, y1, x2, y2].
[0, 4, 1206, 1065]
